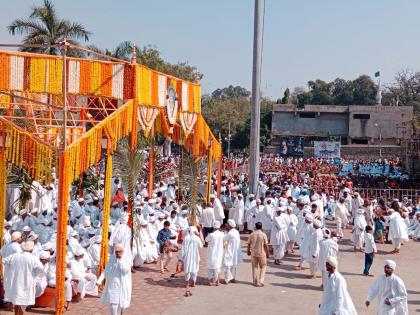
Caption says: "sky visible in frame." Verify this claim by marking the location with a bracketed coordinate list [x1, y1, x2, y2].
[0, 0, 419, 99]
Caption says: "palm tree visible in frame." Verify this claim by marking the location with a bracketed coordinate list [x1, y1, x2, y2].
[8, 0, 91, 56]
[86, 41, 135, 61]
[112, 133, 149, 209]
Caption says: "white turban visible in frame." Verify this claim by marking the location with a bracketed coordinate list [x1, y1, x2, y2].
[22, 241, 35, 252]
[227, 219, 236, 228]
[74, 248, 84, 256]
[209, 194, 215, 199]
[385, 259, 396, 270]
[114, 243, 124, 251]
[39, 251, 51, 259]
[11, 231, 22, 241]
[42, 242, 53, 251]
[326, 256, 338, 268]
[213, 221, 221, 229]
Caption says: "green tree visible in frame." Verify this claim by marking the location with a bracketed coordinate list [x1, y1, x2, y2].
[307, 79, 334, 105]
[281, 88, 291, 104]
[332, 78, 354, 105]
[8, 0, 91, 56]
[352, 75, 377, 105]
[87, 41, 202, 82]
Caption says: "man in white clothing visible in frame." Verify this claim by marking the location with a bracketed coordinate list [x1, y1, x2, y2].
[387, 209, 409, 254]
[210, 194, 225, 225]
[223, 219, 243, 284]
[98, 243, 132, 315]
[205, 221, 224, 286]
[366, 260, 408, 315]
[181, 226, 203, 294]
[317, 228, 339, 288]
[232, 194, 245, 232]
[270, 207, 289, 265]
[319, 256, 357, 315]
[201, 202, 215, 241]
[3, 241, 44, 315]
[70, 248, 98, 299]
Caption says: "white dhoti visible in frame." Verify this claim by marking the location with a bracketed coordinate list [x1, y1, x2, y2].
[392, 238, 402, 249]
[224, 266, 237, 282]
[72, 273, 98, 298]
[185, 272, 198, 282]
[207, 268, 220, 281]
[109, 304, 124, 315]
[272, 244, 286, 260]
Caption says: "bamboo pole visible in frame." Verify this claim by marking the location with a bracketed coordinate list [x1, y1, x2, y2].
[0, 126, 6, 280]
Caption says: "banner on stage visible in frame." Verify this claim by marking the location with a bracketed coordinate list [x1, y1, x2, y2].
[314, 141, 341, 158]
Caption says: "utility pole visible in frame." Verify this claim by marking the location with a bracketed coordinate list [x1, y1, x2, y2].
[225, 121, 232, 158]
[249, 0, 264, 195]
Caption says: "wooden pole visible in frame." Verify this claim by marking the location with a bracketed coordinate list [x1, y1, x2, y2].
[148, 125, 155, 197]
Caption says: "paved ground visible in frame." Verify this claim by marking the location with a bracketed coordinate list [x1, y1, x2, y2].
[5, 225, 420, 315]
[168, 228, 420, 315]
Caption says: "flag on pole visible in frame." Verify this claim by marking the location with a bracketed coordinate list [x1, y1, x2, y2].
[375, 71, 380, 77]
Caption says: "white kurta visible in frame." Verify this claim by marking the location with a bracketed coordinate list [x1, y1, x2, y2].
[109, 223, 133, 264]
[223, 229, 243, 267]
[232, 199, 245, 226]
[3, 252, 43, 306]
[181, 232, 203, 274]
[367, 274, 408, 315]
[205, 230, 224, 271]
[388, 212, 409, 242]
[99, 255, 132, 309]
[320, 271, 357, 315]
[213, 197, 225, 222]
[287, 213, 298, 241]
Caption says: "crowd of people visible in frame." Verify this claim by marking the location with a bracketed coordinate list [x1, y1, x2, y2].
[0, 154, 418, 315]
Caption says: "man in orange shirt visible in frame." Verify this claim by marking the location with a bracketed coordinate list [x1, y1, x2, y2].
[247, 222, 270, 287]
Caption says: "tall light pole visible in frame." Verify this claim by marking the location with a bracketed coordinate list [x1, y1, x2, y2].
[225, 121, 232, 158]
[249, 0, 264, 195]
[374, 123, 382, 157]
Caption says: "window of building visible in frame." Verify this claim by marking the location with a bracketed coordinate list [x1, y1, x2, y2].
[351, 139, 369, 144]
[353, 113, 370, 119]
[298, 112, 316, 118]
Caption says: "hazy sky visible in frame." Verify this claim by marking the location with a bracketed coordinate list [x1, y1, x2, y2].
[0, 0, 419, 98]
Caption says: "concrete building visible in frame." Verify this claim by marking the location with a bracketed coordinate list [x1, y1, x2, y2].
[269, 104, 413, 159]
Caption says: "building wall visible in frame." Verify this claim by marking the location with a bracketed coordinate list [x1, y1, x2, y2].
[271, 104, 413, 142]
[348, 106, 413, 140]
[272, 112, 348, 137]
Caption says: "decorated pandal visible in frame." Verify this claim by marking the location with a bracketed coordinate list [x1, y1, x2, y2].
[0, 43, 221, 314]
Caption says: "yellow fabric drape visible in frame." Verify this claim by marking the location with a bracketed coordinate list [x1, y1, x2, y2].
[55, 151, 70, 315]
[97, 151, 113, 279]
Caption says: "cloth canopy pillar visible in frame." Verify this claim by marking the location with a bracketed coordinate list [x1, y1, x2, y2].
[55, 151, 71, 315]
[206, 143, 213, 203]
[147, 125, 155, 197]
[97, 147, 113, 280]
[0, 130, 6, 279]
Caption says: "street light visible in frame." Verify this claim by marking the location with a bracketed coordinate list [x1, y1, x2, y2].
[374, 122, 382, 157]
[225, 121, 232, 158]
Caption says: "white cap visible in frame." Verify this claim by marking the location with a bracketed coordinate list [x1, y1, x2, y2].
[22, 240, 35, 252]
[227, 219, 236, 228]
[384, 259, 396, 270]
[326, 256, 338, 268]
[39, 251, 51, 259]
[213, 221, 221, 229]
[78, 197, 85, 203]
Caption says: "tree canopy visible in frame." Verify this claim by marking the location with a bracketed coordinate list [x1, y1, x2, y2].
[202, 85, 273, 152]
[8, 0, 91, 56]
[290, 75, 378, 107]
